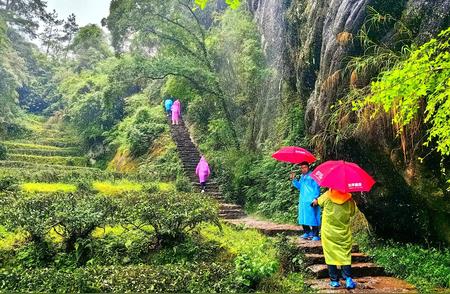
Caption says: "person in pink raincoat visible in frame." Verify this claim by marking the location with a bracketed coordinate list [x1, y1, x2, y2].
[171, 99, 181, 125]
[196, 155, 210, 193]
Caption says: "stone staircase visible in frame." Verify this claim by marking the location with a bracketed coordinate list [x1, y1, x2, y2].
[169, 118, 415, 293]
[169, 120, 246, 219]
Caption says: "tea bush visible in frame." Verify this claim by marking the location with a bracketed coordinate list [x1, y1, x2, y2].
[120, 191, 219, 246]
[0, 143, 7, 160]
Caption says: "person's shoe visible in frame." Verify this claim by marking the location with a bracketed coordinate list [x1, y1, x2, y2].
[311, 236, 321, 241]
[300, 232, 313, 239]
[345, 277, 357, 289]
[201, 189, 205, 193]
[329, 281, 340, 288]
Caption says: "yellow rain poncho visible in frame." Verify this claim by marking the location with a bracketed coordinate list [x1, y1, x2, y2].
[318, 189, 356, 265]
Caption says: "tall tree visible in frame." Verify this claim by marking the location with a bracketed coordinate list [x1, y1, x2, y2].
[70, 24, 112, 71]
[39, 9, 63, 55]
[106, 0, 240, 146]
[60, 13, 78, 58]
[0, 0, 48, 38]
[0, 17, 25, 125]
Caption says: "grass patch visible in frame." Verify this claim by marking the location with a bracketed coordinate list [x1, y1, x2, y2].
[37, 136, 79, 146]
[201, 223, 278, 261]
[1, 142, 70, 151]
[93, 180, 143, 196]
[356, 233, 450, 292]
[8, 154, 87, 166]
[157, 182, 175, 192]
[21, 182, 77, 193]
[201, 223, 279, 287]
[0, 226, 27, 250]
[91, 225, 154, 238]
[0, 167, 118, 183]
[8, 148, 80, 157]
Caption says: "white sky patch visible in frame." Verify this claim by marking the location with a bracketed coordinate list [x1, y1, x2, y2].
[46, 0, 111, 26]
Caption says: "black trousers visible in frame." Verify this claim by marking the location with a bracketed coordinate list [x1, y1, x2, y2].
[303, 225, 319, 236]
[328, 265, 352, 281]
[200, 182, 206, 190]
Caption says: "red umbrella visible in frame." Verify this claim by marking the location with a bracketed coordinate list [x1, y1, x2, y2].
[310, 160, 375, 193]
[271, 146, 316, 164]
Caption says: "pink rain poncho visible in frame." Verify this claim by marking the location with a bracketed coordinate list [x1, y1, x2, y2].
[171, 100, 181, 123]
[196, 156, 211, 183]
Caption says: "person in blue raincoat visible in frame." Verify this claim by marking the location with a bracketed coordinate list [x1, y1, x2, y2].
[290, 161, 321, 240]
[164, 97, 173, 116]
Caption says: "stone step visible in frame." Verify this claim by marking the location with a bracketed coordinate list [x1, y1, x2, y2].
[219, 203, 241, 209]
[179, 155, 200, 159]
[179, 154, 199, 158]
[182, 163, 200, 167]
[205, 190, 221, 195]
[179, 155, 200, 158]
[225, 217, 303, 236]
[219, 212, 246, 219]
[292, 238, 359, 254]
[191, 181, 218, 186]
[219, 208, 244, 214]
[307, 263, 386, 279]
[305, 253, 371, 265]
[306, 276, 416, 293]
[177, 149, 199, 152]
[174, 137, 193, 141]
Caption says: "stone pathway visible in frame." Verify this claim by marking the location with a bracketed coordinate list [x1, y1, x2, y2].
[169, 118, 416, 293]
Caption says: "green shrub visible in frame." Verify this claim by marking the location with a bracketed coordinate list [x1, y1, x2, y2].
[74, 178, 96, 193]
[51, 193, 118, 253]
[201, 224, 279, 289]
[357, 233, 450, 292]
[127, 122, 165, 157]
[0, 175, 18, 192]
[136, 142, 183, 181]
[0, 143, 7, 160]
[175, 174, 193, 192]
[143, 182, 159, 193]
[274, 235, 307, 273]
[0, 192, 56, 243]
[0, 166, 118, 183]
[0, 263, 242, 293]
[0, 192, 118, 254]
[121, 191, 219, 246]
[7, 154, 87, 166]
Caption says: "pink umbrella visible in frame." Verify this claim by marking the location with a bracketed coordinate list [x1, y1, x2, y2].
[310, 160, 375, 193]
[271, 146, 316, 164]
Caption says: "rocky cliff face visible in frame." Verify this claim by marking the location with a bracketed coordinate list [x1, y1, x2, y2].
[247, 0, 450, 244]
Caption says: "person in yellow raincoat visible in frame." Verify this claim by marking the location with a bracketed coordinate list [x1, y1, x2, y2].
[312, 189, 357, 289]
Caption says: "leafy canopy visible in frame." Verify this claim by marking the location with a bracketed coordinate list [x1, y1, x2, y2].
[359, 27, 450, 157]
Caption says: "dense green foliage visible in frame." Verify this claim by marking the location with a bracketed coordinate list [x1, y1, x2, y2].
[1, 0, 450, 292]
[0, 263, 241, 292]
[357, 233, 450, 292]
[195, 0, 240, 10]
[361, 27, 450, 158]
[0, 143, 6, 160]
[121, 192, 219, 246]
